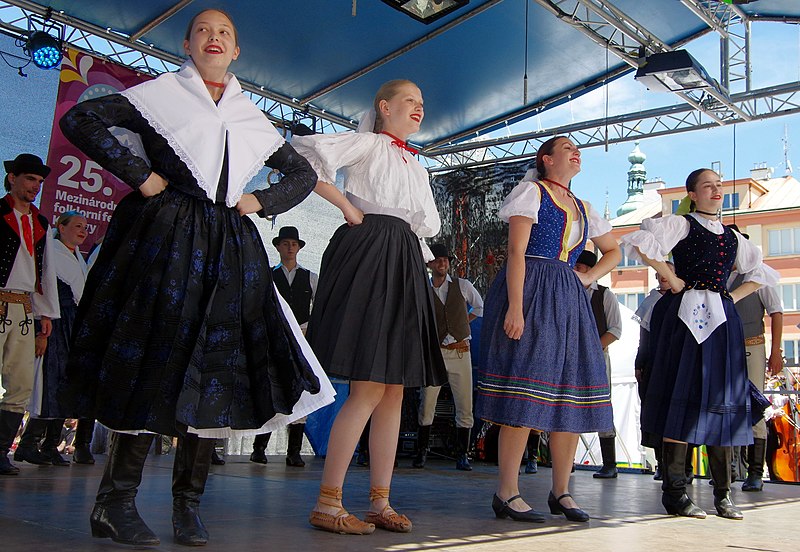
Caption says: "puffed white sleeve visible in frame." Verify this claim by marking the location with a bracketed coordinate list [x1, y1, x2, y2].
[498, 178, 541, 222]
[292, 132, 374, 185]
[620, 215, 690, 263]
[585, 201, 612, 238]
[733, 232, 780, 286]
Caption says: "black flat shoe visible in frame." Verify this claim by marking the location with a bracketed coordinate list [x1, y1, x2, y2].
[491, 494, 546, 523]
[548, 492, 590, 522]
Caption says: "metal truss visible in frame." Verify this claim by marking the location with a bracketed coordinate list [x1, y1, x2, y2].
[0, 0, 355, 135]
[424, 80, 800, 171]
[678, 0, 750, 92]
[528, 0, 749, 127]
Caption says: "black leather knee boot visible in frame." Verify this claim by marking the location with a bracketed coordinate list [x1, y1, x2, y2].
[661, 441, 706, 518]
[286, 424, 305, 467]
[249, 432, 270, 464]
[707, 445, 743, 520]
[455, 427, 472, 471]
[741, 438, 766, 492]
[413, 425, 431, 469]
[172, 434, 213, 545]
[73, 419, 96, 464]
[90, 432, 159, 545]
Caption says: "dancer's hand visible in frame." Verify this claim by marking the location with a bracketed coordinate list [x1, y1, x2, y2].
[503, 307, 524, 340]
[35, 335, 47, 357]
[575, 270, 593, 288]
[236, 194, 263, 216]
[342, 203, 364, 226]
[668, 274, 685, 294]
[139, 172, 168, 197]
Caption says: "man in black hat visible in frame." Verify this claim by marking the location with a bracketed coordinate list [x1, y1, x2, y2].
[726, 225, 783, 491]
[0, 154, 60, 475]
[574, 249, 622, 479]
[249, 226, 318, 467]
[413, 243, 483, 471]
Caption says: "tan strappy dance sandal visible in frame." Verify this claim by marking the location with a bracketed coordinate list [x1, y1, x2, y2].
[309, 485, 375, 535]
[364, 486, 413, 533]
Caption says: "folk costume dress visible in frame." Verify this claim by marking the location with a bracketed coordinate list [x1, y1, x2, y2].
[58, 60, 335, 438]
[33, 238, 88, 418]
[622, 213, 778, 446]
[293, 130, 447, 387]
[475, 173, 614, 433]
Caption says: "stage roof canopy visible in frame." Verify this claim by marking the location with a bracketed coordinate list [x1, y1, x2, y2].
[2, 0, 800, 159]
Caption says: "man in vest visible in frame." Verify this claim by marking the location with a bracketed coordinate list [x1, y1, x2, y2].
[727, 227, 783, 492]
[575, 250, 622, 479]
[250, 226, 318, 467]
[413, 243, 483, 471]
[0, 154, 60, 475]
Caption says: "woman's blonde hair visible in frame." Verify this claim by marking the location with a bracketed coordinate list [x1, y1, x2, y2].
[55, 210, 85, 239]
[372, 79, 417, 133]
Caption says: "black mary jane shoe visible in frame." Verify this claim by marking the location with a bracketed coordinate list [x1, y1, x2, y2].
[548, 492, 590, 522]
[492, 494, 546, 523]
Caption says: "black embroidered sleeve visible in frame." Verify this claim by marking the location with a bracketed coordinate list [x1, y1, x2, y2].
[251, 143, 318, 217]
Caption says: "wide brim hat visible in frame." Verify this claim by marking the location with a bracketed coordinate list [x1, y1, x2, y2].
[576, 249, 598, 268]
[272, 226, 305, 248]
[429, 243, 452, 260]
[4, 153, 51, 178]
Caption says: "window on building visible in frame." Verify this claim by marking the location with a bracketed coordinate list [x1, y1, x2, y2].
[671, 199, 680, 214]
[616, 292, 645, 311]
[779, 283, 800, 311]
[784, 339, 799, 368]
[768, 227, 800, 256]
[722, 193, 740, 211]
[617, 249, 644, 268]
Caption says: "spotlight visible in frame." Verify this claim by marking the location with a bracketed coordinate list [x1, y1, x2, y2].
[25, 31, 62, 69]
[381, 0, 469, 24]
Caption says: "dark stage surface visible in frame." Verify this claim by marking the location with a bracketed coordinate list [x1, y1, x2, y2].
[1, 453, 798, 552]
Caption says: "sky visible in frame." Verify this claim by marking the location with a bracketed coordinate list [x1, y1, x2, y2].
[0, 19, 798, 270]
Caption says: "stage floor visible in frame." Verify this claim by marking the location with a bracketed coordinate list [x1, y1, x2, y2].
[1, 453, 798, 551]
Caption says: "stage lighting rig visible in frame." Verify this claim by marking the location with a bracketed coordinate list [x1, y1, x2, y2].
[381, 0, 469, 24]
[23, 10, 64, 70]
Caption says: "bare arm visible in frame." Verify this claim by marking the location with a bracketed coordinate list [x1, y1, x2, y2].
[768, 312, 784, 376]
[503, 216, 533, 340]
[576, 232, 621, 287]
[730, 281, 761, 303]
[313, 180, 364, 225]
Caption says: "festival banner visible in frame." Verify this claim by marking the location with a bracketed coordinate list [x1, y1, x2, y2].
[42, 48, 153, 251]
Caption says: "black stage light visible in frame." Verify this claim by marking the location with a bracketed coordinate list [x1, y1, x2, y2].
[381, 0, 469, 24]
[25, 30, 62, 69]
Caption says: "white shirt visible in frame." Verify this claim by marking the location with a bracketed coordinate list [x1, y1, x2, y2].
[621, 213, 779, 343]
[497, 175, 612, 246]
[292, 132, 441, 241]
[275, 263, 318, 299]
[585, 282, 623, 339]
[3, 208, 59, 319]
[633, 288, 667, 331]
[431, 274, 484, 345]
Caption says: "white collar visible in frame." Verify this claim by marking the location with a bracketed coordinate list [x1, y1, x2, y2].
[688, 212, 724, 235]
[52, 236, 87, 304]
[122, 60, 284, 207]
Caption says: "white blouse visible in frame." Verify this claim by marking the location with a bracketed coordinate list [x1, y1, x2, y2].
[621, 213, 780, 343]
[498, 173, 612, 249]
[292, 132, 441, 240]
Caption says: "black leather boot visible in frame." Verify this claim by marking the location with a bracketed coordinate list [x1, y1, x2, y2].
[661, 441, 706, 518]
[13, 416, 52, 465]
[73, 419, 96, 464]
[455, 427, 472, 471]
[593, 437, 618, 478]
[249, 433, 269, 464]
[685, 444, 695, 485]
[653, 444, 662, 480]
[90, 432, 159, 545]
[742, 438, 766, 492]
[412, 425, 431, 468]
[0, 410, 24, 475]
[707, 445, 743, 519]
[285, 424, 306, 467]
[172, 434, 213, 546]
[41, 419, 70, 466]
[525, 432, 539, 474]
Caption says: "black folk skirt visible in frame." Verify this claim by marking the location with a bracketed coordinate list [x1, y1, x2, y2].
[59, 187, 325, 436]
[307, 214, 446, 387]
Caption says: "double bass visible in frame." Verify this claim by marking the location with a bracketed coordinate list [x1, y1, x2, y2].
[766, 370, 800, 482]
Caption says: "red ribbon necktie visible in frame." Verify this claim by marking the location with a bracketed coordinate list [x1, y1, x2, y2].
[381, 131, 418, 163]
[21, 214, 34, 256]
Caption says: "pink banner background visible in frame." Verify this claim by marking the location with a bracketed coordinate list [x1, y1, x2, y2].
[42, 49, 152, 251]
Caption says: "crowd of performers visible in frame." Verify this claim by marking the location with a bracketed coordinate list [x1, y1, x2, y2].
[0, 7, 788, 547]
